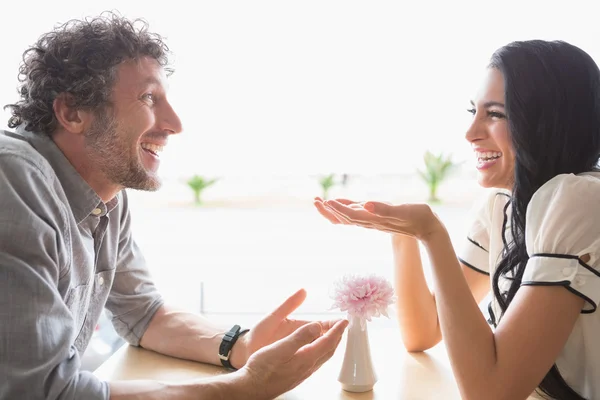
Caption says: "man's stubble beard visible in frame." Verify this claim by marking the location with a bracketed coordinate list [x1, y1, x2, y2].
[84, 111, 161, 192]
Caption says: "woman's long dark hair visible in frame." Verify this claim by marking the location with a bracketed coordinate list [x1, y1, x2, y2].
[490, 40, 600, 400]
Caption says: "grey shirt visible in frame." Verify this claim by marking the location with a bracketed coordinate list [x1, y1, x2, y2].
[0, 128, 164, 399]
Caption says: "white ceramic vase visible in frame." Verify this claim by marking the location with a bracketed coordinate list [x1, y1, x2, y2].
[338, 315, 377, 392]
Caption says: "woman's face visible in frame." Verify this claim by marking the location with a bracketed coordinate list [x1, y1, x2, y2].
[465, 68, 515, 191]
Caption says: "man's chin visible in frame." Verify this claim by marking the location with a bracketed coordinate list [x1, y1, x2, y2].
[124, 174, 162, 192]
[136, 180, 161, 192]
[136, 183, 161, 192]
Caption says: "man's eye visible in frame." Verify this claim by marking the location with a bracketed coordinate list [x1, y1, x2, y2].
[466, 108, 476, 115]
[142, 93, 155, 102]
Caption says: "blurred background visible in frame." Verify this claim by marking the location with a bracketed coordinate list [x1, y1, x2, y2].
[1, 0, 598, 370]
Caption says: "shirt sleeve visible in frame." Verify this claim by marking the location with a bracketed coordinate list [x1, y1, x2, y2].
[104, 190, 164, 346]
[458, 189, 498, 275]
[0, 154, 108, 400]
[522, 173, 600, 313]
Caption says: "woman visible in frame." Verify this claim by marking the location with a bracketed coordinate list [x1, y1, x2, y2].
[314, 40, 600, 400]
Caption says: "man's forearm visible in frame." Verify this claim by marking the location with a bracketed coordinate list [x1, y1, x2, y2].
[139, 304, 233, 367]
[109, 372, 252, 400]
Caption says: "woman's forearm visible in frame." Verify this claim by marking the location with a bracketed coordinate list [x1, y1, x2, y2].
[392, 234, 441, 351]
[421, 227, 496, 398]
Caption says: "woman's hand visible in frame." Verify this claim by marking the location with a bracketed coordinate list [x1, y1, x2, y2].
[313, 197, 445, 241]
[313, 197, 368, 225]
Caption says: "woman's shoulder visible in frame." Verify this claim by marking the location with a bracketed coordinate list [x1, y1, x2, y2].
[526, 171, 600, 228]
[470, 187, 511, 218]
[532, 171, 600, 203]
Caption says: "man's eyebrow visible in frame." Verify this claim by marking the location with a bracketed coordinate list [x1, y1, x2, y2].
[135, 76, 171, 94]
[470, 100, 505, 108]
[138, 77, 164, 88]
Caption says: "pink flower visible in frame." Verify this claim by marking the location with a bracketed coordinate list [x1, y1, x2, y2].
[330, 273, 396, 328]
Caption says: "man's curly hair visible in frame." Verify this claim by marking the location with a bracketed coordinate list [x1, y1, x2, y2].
[4, 11, 172, 136]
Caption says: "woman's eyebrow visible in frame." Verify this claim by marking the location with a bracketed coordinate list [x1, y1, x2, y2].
[470, 100, 505, 108]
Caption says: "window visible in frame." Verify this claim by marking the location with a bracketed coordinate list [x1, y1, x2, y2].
[2, 0, 599, 318]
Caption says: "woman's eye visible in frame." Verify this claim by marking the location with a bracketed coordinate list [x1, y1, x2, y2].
[488, 111, 506, 119]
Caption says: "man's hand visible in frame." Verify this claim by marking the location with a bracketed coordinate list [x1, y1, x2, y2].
[230, 288, 345, 369]
[236, 319, 349, 399]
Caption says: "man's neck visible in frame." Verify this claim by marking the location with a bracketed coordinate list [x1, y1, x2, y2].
[51, 130, 120, 203]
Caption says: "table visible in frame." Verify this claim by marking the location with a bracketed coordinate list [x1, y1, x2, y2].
[94, 318, 461, 399]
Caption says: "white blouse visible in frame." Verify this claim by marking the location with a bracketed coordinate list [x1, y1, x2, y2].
[459, 171, 600, 400]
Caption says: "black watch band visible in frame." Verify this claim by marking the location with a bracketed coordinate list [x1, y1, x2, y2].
[218, 324, 249, 370]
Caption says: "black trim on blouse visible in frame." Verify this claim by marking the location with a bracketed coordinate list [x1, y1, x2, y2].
[467, 237, 487, 252]
[521, 279, 596, 314]
[529, 253, 599, 278]
[458, 257, 490, 276]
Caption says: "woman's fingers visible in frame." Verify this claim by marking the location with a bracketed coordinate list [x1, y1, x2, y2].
[324, 200, 374, 224]
[314, 195, 424, 238]
[323, 204, 353, 224]
[314, 200, 344, 224]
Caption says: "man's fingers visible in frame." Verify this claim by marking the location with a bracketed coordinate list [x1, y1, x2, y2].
[269, 288, 307, 320]
[312, 321, 348, 368]
[315, 319, 345, 331]
[290, 318, 344, 334]
[296, 319, 348, 361]
[313, 333, 344, 368]
[270, 322, 323, 356]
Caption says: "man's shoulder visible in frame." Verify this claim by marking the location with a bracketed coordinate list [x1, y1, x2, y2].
[0, 130, 54, 178]
[0, 131, 69, 229]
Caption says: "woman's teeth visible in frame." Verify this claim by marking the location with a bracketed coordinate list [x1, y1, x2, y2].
[476, 151, 502, 161]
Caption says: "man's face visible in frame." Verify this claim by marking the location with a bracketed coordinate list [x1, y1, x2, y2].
[84, 56, 182, 191]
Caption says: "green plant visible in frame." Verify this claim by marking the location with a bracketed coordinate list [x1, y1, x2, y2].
[186, 175, 218, 205]
[318, 173, 337, 200]
[417, 151, 456, 203]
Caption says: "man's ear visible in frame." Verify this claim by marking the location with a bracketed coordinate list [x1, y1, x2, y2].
[53, 93, 92, 134]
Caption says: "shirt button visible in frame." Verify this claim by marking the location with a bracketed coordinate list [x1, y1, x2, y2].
[562, 267, 573, 277]
[98, 276, 104, 286]
[91, 208, 102, 216]
[575, 276, 586, 286]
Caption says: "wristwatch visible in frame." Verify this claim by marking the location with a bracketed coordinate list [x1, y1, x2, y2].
[218, 324, 249, 370]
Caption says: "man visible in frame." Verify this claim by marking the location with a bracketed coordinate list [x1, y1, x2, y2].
[0, 12, 348, 400]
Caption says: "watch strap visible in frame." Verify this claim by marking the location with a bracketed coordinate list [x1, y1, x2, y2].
[218, 324, 249, 370]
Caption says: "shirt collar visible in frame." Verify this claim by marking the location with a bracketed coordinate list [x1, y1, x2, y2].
[15, 127, 116, 224]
